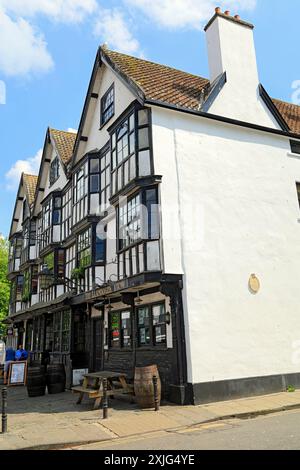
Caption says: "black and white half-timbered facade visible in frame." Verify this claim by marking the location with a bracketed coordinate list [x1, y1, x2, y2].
[7, 10, 300, 404]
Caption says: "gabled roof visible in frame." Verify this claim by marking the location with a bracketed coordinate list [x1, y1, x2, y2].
[272, 99, 300, 135]
[103, 48, 300, 135]
[103, 48, 210, 110]
[9, 173, 38, 238]
[72, 46, 300, 162]
[49, 128, 76, 166]
[23, 174, 38, 207]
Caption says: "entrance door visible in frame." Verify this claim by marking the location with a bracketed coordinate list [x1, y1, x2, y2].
[93, 318, 102, 371]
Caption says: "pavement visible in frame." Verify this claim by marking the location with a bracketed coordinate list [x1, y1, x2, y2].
[1, 384, 300, 450]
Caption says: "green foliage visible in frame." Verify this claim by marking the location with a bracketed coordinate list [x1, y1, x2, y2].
[0, 237, 10, 335]
[71, 267, 85, 280]
[287, 385, 296, 393]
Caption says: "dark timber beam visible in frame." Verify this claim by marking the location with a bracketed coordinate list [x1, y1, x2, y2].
[80, 136, 88, 142]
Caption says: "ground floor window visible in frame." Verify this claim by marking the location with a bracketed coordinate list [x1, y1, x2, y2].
[109, 310, 132, 349]
[108, 302, 167, 350]
[33, 310, 71, 354]
[137, 303, 166, 347]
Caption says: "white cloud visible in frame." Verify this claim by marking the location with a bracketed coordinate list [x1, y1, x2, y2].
[93, 8, 140, 54]
[0, 8, 54, 77]
[67, 128, 77, 134]
[0, 0, 97, 24]
[125, 0, 256, 30]
[5, 149, 42, 190]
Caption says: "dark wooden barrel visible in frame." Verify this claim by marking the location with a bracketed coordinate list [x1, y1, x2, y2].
[27, 365, 46, 397]
[46, 364, 66, 394]
[134, 365, 161, 408]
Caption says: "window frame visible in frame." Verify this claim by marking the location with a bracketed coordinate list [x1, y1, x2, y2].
[109, 309, 132, 350]
[137, 302, 167, 348]
[49, 157, 60, 186]
[100, 84, 115, 128]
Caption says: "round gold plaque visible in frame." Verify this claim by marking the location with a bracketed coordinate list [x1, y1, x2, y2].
[249, 274, 260, 294]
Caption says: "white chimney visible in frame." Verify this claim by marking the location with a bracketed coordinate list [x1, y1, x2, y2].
[205, 9, 258, 89]
[204, 9, 278, 127]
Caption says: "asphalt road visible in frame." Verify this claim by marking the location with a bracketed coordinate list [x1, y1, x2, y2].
[73, 409, 300, 450]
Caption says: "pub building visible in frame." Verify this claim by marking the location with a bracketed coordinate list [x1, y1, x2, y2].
[8, 10, 300, 405]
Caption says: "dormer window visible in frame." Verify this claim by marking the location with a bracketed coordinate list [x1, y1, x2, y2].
[49, 157, 60, 186]
[101, 84, 114, 127]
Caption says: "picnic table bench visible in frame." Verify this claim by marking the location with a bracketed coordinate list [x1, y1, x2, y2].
[72, 371, 134, 409]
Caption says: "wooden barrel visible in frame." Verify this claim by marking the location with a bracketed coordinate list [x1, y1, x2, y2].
[27, 365, 46, 397]
[134, 365, 161, 409]
[46, 364, 66, 394]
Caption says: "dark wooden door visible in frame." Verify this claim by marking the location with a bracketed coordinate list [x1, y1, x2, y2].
[93, 318, 102, 371]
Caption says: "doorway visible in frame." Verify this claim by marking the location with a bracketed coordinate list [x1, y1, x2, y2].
[93, 318, 102, 371]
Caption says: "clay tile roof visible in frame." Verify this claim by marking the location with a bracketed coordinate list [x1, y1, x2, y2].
[49, 128, 77, 165]
[23, 174, 38, 206]
[103, 48, 300, 136]
[103, 49, 210, 110]
[272, 99, 300, 135]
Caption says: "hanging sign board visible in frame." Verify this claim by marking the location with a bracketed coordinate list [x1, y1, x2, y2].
[8, 361, 27, 386]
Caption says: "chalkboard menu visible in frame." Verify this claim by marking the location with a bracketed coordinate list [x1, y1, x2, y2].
[8, 361, 27, 386]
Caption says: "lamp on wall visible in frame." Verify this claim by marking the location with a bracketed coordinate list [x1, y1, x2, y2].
[135, 291, 142, 305]
[165, 311, 171, 325]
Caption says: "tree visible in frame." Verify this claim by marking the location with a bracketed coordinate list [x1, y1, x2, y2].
[0, 237, 10, 336]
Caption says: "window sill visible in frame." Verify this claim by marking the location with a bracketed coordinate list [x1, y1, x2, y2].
[287, 152, 300, 159]
[99, 113, 114, 131]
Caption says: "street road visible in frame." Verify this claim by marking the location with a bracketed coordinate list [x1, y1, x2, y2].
[72, 409, 300, 450]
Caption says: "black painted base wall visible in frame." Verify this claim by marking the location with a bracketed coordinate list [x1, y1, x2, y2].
[187, 372, 300, 405]
[103, 348, 177, 398]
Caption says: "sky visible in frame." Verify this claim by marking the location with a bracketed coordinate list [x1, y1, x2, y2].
[0, 0, 300, 237]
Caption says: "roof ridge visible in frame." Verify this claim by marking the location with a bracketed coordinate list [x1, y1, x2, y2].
[49, 127, 77, 135]
[104, 48, 209, 82]
[272, 97, 300, 108]
[23, 173, 38, 178]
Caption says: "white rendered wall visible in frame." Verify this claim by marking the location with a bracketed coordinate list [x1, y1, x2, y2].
[43, 147, 67, 198]
[77, 64, 135, 163]
[152, 105, 300, 385]
[206, 16, 280, 128]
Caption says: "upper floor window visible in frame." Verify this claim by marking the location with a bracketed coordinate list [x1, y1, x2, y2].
[290, 140, 300, 155]
[77, 228, 92, 268]
[110, 106, 152, 196]
[118, 188, 159, 251]
[49, 157, 60, 186]
[100, 146, 110, 210]
[53, 196, 62, 225]
[296, 183, 300, 209]
[101, 84, 114, 126]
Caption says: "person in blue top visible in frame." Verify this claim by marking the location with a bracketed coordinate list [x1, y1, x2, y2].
[3, 347, 15, 385]
[15, 344, 28, 361]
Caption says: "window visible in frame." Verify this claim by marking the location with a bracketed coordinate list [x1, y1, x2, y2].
[16, 275, 24, 301]
[118, 189, 159, 251]
[61, 311, 71, 352]
[62, 187, 72, 240]
[30, 220, 37, 246]
[96, 233, 105, 263]
[73, 163, 88, 225]
[49, 157, 60, 186]
[77, 228, 91, 268]
[101, 85, 114, 126]
[290, 140, 300, 155]
[137, 303, 167, 347]
[296, 183, 300, 209]
[109, 310, 132, 348]
[52, 196, 62, 225]
[100, 147, 110, 210]
[22, 270, 31, 302]
[111, 112, 136, 194]
[31, 265, 38, 295]
[33, 316, 44, 352]
[118, 193, 141, 250]
[53, 312, 61, 352]
[89, 157, 100, 193]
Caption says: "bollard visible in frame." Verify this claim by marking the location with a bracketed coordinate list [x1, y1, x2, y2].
[102, 378, 108, 420]
[153, 375, 159, 411]
[2, 387, 7, 433]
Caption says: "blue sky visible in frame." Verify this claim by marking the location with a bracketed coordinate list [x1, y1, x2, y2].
[0, 0, 300, 236]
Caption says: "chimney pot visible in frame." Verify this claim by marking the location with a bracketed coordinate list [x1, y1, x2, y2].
[224, 10, 230, 15]
[215, 7, 221, 14]
[234, 14, 241, 20]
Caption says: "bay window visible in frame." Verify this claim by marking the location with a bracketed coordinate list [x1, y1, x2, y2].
[73, 162, 88, 225]
[110, 106, 152, 196]
[77, 228, 91, 268]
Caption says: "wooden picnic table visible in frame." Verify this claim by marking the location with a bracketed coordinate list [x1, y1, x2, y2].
[72, 371, 133, 409]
